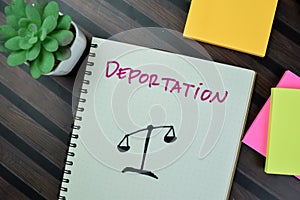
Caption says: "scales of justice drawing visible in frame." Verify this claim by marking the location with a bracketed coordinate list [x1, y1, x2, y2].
[117, 124, 177, 179]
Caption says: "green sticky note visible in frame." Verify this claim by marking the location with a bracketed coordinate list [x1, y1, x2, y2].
[265, 88, 300, 175]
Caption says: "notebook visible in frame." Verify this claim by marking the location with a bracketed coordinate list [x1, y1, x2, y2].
[265, 88, 300, 175]
[183, 0, 278, 57]
[242, 70, 300, 179]
[58, 37, 255, 200]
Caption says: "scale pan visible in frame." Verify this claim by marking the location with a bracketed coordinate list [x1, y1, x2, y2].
[164, 136, 177, 143]
[117, 145, 130, 152]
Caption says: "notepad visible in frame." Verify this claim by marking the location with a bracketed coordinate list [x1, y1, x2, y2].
[183, 0, 278, 57]
[58, 37, 255, 200]
[265, 88, 300, 175]
[242, 70, 300, 179]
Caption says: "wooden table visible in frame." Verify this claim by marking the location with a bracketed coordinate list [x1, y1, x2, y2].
[0, 0, 299, 199]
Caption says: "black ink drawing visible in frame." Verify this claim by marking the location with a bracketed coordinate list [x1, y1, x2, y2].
[117, 125, 176, 179]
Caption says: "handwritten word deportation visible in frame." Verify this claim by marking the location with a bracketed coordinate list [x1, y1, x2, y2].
[105, 61, 229, 104]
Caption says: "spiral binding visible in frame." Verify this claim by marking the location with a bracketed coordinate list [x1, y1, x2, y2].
[58, 43, 97, 200]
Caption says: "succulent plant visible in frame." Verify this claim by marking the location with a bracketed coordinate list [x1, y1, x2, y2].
[0, 0, 74, 78]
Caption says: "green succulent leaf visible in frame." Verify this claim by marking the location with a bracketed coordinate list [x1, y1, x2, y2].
[26, 4, 42, 27]
[18, 28, 27, 37]
[18, 18, 31, 28]
[30, 59, 42, 79]
[43, 1, 59, 20]
[28, 36, 38, 44]
[0, 41, 9, 53]
[5, 36, 22, 51]
[19, 37, 34, 50]
[43, 37, 58, 52]
[38, 48, 55, 73]
[7, 50, 27, 66]
[6, 15, 18, 28]
[26, 41, 41, 61]
[57, 15, 72, 30]
[34, 0, 48, 16]
[4, 6, 13, 16]
[28, 23, 38, 34]
[39, 28, 47, 41]
[5, 0, 26, 28]
[42, 16, 57, 34]
[9, 0, 26, 19]
[49, 30, 74, 46]
[0, 25, 17, 40]
[55, 46, 71, 61]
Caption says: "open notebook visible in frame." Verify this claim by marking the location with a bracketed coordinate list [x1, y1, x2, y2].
[58, 37, 255, 200]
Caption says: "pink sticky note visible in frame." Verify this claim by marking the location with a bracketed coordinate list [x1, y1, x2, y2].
[242, 70, 300, 179]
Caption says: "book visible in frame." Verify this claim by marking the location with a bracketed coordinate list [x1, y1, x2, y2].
[265, 88, 300, 175]
[242, 70, 300, 179]
[58, 37, 255, 200]
[183, 0, 278, 57]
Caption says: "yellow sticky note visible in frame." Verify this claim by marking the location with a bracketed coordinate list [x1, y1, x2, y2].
[265, 88, 300, 175]
[183, 0, 278, 57]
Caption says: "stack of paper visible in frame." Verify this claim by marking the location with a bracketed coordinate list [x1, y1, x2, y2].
[242, 70, 300, 178]
[265, 88, 300, 175]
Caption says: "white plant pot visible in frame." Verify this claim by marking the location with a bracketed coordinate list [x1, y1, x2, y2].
[45, 22, 87, 76]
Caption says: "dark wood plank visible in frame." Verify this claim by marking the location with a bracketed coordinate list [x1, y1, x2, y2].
[0, 95, 67, 168]
[0, 56, 73, 133]
[268, 30, 300, 73]
[123, 0, 187, 30]
[59, 0, 141, 36]
[237, 146, 300, 199]
[0, 176, 29, 200]
[230, 182, 260, 200]
[0, 134, 59, 199]
[277, 0, 300, 32]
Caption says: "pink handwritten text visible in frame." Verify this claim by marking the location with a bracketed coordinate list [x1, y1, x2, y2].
[105, 61, 229, 104]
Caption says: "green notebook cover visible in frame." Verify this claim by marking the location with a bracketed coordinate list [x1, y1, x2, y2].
[265, 88, 300, 175]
